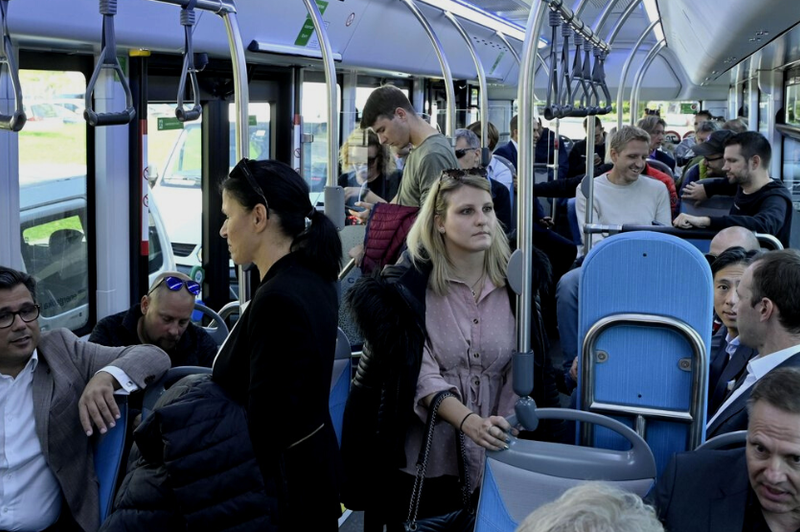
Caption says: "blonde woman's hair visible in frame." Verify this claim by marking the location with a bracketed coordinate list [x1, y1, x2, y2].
[339, 128, 396, 177]
[515, 482, 663, 532]
[406, 169, 511, 296]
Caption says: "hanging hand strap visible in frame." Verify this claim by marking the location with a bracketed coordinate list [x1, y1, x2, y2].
[543, 9, 561, 121]
[176, 0, 202, 122]
[0, 0, 25, 131]
[556, 22, 573, 117]
[593, 47, 613, 115]
[84, 0, 136, 126]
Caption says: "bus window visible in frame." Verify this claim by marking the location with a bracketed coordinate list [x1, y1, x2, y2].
[18, 69, 88, 332]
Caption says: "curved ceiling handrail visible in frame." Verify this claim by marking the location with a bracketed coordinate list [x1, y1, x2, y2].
[0, 0, 25, 131]
[630, 39, 666, 125]
[445, 12, 488, 149]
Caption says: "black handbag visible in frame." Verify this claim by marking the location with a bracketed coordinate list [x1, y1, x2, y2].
[403, 391, 476, 532]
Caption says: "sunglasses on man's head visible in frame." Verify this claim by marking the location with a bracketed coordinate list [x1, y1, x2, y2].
[148, 276, 201, 297]
[231, 158, 270, 218]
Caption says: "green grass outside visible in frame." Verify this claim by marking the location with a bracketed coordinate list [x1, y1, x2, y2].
[19, 125, 87, 167]
[23, 215, 83, 245]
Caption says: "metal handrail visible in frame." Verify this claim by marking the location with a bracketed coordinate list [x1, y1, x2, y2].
[445, 12, 488, 150]
[85, 0, 136, 126]
[630, 39, 666, 125]
[0, 0, 26, 131]
[615, 19, 658, 131]
[580, 313, 708, 451]
[400, 0, 455, 137]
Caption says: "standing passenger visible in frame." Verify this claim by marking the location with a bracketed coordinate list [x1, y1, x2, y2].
[342, 169, 562, 529]
[214, 159, 344, 530]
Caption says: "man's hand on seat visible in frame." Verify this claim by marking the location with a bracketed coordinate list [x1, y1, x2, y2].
[673, 213, 711, 230]
[79, 371, 121, 436]
[681, 182, 708, 202]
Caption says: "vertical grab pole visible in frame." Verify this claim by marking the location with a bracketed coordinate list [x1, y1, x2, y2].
[400, 0, 455, 138]
[444, 12, 488, 150]
[630, 40, 666, 126]
[616, 19, 658, 130]
[510, 0, 548, 431]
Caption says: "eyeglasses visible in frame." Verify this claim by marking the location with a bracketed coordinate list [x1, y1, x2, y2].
[148, 276, 201, 297]
[455, 148, 472, 159]
[0, 305, 40, 329]
[231, 158, 269, 218]
[705, 155, 723, 162]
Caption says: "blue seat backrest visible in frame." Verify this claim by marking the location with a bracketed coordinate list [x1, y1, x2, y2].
[577, 231, 713, 475]
[566, 197, 582, 246]
[329, 328, 351, 447]
[93, 396, 128, 523]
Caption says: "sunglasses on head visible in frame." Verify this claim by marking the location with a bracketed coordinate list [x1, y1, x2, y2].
[148, 276, 201, 297]
[440, 167, 488, 182]
[231, 158, 270, 218]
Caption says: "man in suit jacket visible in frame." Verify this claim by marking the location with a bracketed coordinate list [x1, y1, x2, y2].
[0, 266, 170, 532]
[655, 367, 800, 532]
[706, 250, 800, 438]
[707, 247, 761, 417]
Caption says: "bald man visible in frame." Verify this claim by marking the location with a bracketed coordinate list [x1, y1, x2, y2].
[90, 272, 217, 367]
[708, 226, 761, 260]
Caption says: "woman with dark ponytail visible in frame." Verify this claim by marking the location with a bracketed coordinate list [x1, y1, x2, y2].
[213, 158, 343, 529]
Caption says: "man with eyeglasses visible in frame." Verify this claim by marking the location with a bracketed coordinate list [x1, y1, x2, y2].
[678, 129, 734, 198]
[0, 265, 169, 532]
[90, 271, 217, 368]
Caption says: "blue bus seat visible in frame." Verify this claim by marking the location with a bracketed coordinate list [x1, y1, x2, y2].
[646, 158, 674, 181]
[577, 231, 713, 476]
[474, 409, 656, 532]
[695, 430, 747, 451]
[566, 197, 582, 246]
[338, 259, 364, 351]
[679, 195, 734, 218]
[193, 302, 229, 348]
[329, 328, 351, 447]
[142, 366, 213, 420]
[93, 395, 128, 524]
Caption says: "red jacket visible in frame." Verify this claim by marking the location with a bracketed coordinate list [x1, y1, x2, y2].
[361, 203, 419, 275]
[644, 163, 678, 219]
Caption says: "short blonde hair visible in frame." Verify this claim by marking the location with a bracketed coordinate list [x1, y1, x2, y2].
[406, 169, 510, 296]
[515, 482, 663, 532]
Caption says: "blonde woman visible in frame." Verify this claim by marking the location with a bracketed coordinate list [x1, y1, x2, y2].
[338, 128, 398, 209]
[342, 168, 561, 530]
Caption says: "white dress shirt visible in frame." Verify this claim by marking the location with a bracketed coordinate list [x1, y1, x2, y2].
[0, 350, 138, 531]
[707, 343, 800, 428]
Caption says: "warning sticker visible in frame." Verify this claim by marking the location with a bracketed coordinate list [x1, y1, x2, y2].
[294, 1, 330, 47]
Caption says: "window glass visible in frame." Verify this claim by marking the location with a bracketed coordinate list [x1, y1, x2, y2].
[783, 136, 800, 213]
[18, 70, 88, 332]
[758, 90, 769, 134]
[785, 82, 800, 128]
[148, 212, 163, 275]
[302, 82, 341, 195]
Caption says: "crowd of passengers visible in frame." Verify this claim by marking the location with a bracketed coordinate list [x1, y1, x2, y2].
[1, 85, 798, 532]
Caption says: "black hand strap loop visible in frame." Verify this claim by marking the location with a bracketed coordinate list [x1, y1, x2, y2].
[0, 0, 26, 131]
[84, 0, 136, 127]
[176, 0, 202, 122]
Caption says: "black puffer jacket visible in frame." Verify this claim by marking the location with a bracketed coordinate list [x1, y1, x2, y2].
[100, 375, 279, 532]
[340, 248, 563, 511]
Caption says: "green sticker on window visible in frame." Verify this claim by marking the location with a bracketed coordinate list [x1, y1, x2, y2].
[294, 1, 329, 47]
[157, 117, 184, 131]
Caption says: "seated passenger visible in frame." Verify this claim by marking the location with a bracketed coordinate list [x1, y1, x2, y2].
[89, 271, 217, 367]
[338, 127, 399, 211]
[342, 169, 563, 527]
[454, 128, 512, 232]
[707, 247, 761, 417]
[674, 110, 715, 167]
[673, 132, 793, 248]
[0, 265, 169, 532]
[567, 116, 606, 178]
[679, 129, 735, 197]
[558, 126, 672, 388]
[517, 482, 663, 532]
[536, 117, 570, 181]
[706, 250, 800, 439]
[637, 115, 676, 172]
[654, 367, 800, 532]
[466, 120, 515, 196]
[723, 117, 749, 133]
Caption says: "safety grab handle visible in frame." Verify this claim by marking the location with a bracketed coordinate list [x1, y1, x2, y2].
[84, 0, 136, 127]
[175, 0, 202, 123]
[0, 0, 25, 131]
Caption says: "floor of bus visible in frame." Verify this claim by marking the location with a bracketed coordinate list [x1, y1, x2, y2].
[338, 337, 568, 530]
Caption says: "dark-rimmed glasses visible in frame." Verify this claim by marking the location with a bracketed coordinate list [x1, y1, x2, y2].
[148, 276, 201, 297]
[0, 305, 40, 329]
[455, 148, 471, 159]
[232, 158, 269, 218]
[705, 155, 723, 162]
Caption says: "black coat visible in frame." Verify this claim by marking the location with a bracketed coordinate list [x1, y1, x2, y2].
[341, 248, 564, 512]
[100, 375, 279, 531]
[212, 252, 343, 530]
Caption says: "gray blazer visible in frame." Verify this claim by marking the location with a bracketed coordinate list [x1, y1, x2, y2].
[34, 328, 170, 532]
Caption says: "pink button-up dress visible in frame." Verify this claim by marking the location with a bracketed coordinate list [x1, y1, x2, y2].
[401, 277, 517, 491]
